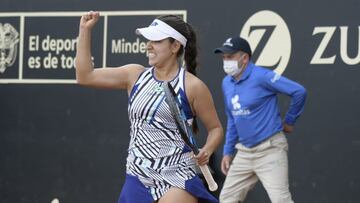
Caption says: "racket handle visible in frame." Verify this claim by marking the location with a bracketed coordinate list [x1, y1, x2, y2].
[199, 164, 218, 191]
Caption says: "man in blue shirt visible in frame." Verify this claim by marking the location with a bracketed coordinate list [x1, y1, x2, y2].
[214, 36, 306, 203]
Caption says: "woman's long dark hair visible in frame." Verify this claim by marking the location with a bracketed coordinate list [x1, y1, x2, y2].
[157, 15, 199, 133]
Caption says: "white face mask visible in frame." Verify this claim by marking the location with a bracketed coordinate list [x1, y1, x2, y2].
[223, 58, 244, 76]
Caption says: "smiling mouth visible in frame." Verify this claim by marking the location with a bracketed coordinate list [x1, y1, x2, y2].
[148, 53, 156, 58]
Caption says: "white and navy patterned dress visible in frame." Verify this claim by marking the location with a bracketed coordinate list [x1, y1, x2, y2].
[126, 67, 198, 200]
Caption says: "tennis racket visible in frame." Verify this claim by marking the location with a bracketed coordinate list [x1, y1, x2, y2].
[162, 81, 218, 191]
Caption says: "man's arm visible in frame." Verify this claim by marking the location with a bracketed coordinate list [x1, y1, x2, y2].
[263, 71, 307, 126]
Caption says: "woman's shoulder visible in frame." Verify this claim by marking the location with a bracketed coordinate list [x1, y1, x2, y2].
[184, 71, 210, 97]
[184, 71, 204, 87]
[120, 63, 146, 72]
[120, 63, 147, 80]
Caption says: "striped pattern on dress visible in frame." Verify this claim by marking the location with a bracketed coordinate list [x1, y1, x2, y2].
[126, 67, 196, 200]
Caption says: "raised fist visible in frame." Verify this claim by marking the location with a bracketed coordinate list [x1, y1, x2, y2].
[79, 11, 100, 30]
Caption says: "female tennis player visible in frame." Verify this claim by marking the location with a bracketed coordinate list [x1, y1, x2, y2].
[75, 11, 223, 203]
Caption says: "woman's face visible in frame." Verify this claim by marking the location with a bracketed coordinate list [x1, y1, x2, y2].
[146, 38, 179, 67]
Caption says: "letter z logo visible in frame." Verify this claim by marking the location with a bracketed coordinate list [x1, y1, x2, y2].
[240, 10, 291, 75]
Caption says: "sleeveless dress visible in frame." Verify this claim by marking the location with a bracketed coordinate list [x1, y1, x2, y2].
[118, 67, 218, 203]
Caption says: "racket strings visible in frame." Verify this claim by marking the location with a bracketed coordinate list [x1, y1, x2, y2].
[164, 81, 199, 153]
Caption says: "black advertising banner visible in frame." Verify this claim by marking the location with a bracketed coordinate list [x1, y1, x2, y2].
[106, 15, 154, 67]
[0, 11, 185, 84]
[22, 16, 99, 80]
[1, 1, 360, 203]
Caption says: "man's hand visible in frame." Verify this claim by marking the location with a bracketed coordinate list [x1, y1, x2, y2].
[283, 123, 294, 133]
[221, 155, 233, 175]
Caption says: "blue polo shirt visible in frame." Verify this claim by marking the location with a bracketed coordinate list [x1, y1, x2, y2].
[222, 62, 306, 155]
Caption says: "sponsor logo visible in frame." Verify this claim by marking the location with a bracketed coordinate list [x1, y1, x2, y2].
[153, 84, 163, 93]
[231, 95, 241, 110]
[0, 10, 186, 84]
[271, 73, 281, 83]
[111, 38, 147, 54]
[150, 21, 158, 26]
[0, 23, 19, 74]
[311, 26, 360, 65]
[240, 10, 291, 75]
[231, 95, 250, 116]
[223, 38, 233, 47]
[241, 10, 360, 70]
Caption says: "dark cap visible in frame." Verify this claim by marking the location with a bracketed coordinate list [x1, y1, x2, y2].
[214, 36, 252, 56]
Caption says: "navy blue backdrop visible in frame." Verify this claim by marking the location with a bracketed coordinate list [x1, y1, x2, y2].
[1, 0, 359, 202]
